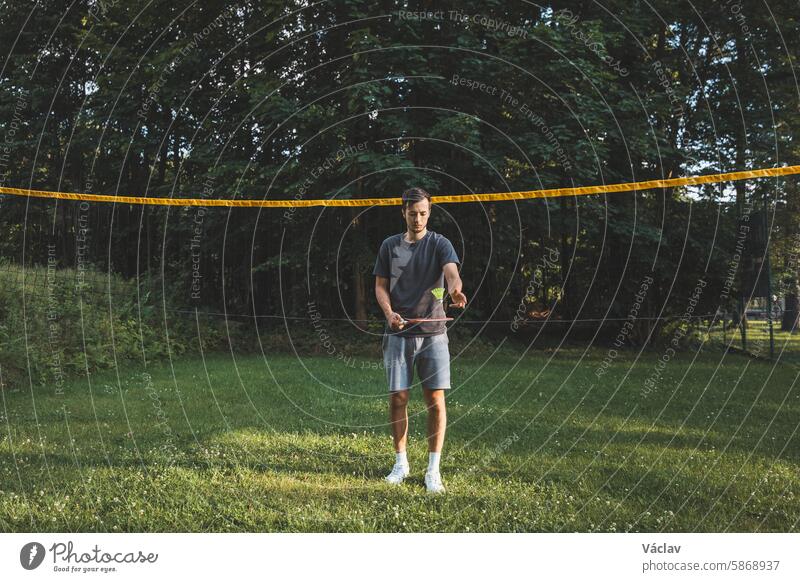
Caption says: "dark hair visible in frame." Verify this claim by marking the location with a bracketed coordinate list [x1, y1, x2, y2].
[401, 187, 431, 211]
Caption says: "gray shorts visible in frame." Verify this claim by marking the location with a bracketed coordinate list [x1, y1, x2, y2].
[382, 332, 451, 392]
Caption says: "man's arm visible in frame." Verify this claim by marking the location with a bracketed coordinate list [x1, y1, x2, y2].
[375, 276, 393, 318]
[443, 262, 467, 308]
[375, 276, 405, 329]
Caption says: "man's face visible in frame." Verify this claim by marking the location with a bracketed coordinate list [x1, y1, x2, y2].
[402, 199, 430, 233]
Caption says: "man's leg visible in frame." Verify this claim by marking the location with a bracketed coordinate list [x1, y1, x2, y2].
[422, 388, 447, 493]
[385, 390, 410, 484]
[384, 334, 412, 484]
[418, 333, 450, 493]
[422, 388, 446, 453]
[389, 390, 410, 453]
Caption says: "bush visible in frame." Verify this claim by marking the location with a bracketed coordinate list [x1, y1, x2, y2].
[0, 260, 255, 390]
[655, 317, 703, 350]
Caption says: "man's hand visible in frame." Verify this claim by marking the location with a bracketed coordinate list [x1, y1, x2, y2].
[449, 289, 467, 308]
[443, 263, 466, 309]
[386, 311, 406, 330]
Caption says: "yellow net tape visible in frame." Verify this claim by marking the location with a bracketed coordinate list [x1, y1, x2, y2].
[1, 164, 798, 208]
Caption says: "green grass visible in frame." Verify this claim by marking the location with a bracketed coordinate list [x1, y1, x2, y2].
[1, 342, 798, 532]
[707, 318, 800, 365]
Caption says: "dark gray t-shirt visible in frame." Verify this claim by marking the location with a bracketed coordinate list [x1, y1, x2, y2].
[373, 230, 460, 337]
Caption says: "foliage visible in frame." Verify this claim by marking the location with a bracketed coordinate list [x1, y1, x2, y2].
[0, 1, 798, 348]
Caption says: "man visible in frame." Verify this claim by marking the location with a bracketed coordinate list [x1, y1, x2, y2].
[372, 187, 467, 493]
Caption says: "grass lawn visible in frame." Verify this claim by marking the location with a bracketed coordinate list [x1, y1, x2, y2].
[707, 318, 800, 365]
[1, 341, 798, 532]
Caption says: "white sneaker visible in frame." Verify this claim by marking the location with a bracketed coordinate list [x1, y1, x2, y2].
[424, 471, 446, 494]
[385, 463, 410, 485]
